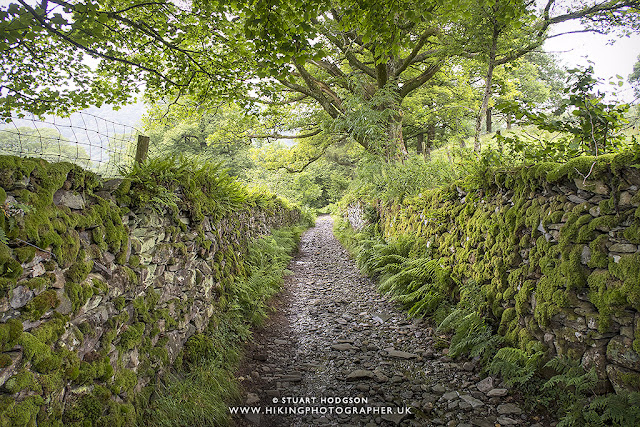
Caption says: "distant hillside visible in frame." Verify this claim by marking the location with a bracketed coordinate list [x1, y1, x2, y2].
[80, 102, 147, 130]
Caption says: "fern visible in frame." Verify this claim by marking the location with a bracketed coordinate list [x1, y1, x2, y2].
[489, 347, 544, 386]
[542, 357, 640, 427]
[0, 228, 7, 244]
[543, 356, 598, 395]
[438, 308, 503, 361]
[589, 392, 640, 426]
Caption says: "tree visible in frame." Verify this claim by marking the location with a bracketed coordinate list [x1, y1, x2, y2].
[2, 0, 639, 162]
[630, 54, 640, 99]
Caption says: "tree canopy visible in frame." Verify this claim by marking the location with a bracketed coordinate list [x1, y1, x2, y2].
[1, 0, 639, 160]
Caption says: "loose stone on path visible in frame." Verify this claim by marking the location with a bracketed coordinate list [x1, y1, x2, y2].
[233, 216, 553, 426]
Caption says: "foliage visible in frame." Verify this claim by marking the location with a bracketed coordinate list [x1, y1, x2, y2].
[437, 280, 503, 363]
[489, 347, 545, 387]
[122, 156, 248, 220]
[542, 357, 640, 427]
[3, 0, 638, 165]
[145, 226, 303, 426]
[497, 67, 631, 161]
[630, 54, 640, 99]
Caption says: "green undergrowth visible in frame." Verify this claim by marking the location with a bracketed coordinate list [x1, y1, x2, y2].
[333, 214, 640, 426]
[119, 156, 294, 223]
[143, 225, 305, 426]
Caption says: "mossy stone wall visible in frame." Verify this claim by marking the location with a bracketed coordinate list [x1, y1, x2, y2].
[350, 152, 640, 394]
[0, 155, 302, 425]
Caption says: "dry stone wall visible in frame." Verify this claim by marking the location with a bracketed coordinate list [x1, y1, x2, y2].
[351, 153, 640, 394]
[0, 155, 302, 424]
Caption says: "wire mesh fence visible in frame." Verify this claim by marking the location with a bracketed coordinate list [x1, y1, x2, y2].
[0, 111, 142, 177]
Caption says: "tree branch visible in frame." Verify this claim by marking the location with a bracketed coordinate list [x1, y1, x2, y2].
[394, 27, 439, 77]
[16, 0, 184, 87]
[399, 63, 442, 98]
[246, 128, 322, 139]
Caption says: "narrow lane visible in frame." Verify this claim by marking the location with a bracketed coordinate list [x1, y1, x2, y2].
[234, 216, 551, 427]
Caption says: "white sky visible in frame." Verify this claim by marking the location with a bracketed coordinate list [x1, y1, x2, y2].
[543, 21, 640, 102]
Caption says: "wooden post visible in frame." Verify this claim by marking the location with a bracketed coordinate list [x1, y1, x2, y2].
[135, 135, 149, 163]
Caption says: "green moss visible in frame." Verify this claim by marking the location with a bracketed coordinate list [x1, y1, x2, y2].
[14, 246, 36, 264]
[117, 322, 145, 351]
[588, 234, 610, 269]
[121, 266, 138, 287]
[24, 277, 48, 291]
[515, 280, 534, 317]
[75, 356, 113, 385]
[31, 316, 66, 344]
[65, 257, 94, 283]
[0, 277, 16, 297]
[623, 223, 640, 244]
[0, 243, 23, 280]
[65, 281, 94, 313]
[113, 295, 126, 312]
[0, 394, 43, 426]
[91, 225, 105, 246]
[128, 254, 140, 268]
[560, 245, 587, 289]
[0, 318, 22, 351]
[91, 277, 108, 295]
[183, 333, 215, 365]
[587, 270, 625, 331]
[0, 354, 12, 368]
[111, 368, 137, 395]
[609, 253, 640, 311]
[23, 289, 59, 321]
[4, 370, 41, 394]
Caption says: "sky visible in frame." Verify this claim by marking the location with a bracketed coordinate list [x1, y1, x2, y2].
[543, 20, 640, 102]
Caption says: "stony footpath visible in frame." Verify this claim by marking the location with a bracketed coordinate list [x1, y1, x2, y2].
[233, 216, 555, 427]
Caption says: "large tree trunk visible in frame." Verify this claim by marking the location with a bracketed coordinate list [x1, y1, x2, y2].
[486, 107, 492, 133]
[474, 24, 499, 152]
[386, 111, 407, 161]
[506, 114, 512, 130]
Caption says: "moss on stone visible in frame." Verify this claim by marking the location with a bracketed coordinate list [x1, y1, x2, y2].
[622, 223, 640, 244]
[65, 255, 93, 284]
[183, 333, 215, 365]
[117, 322, 145, 351]
[111, 368, 137, 395]
[64, 281, 94, 313]
[14, 246, 36, 264]
[0, 277, 16, 298]
[31, 316, 67, 345]
[74, 356, 114, 385]
[128, 254, 140, 268]
[23, 289, 59, 321]
[0, 353, 12, 368]
[3, 370, 41, 394]
[0, 318, 23, 352]
[0, 243, 23, 280]
[609, 253, 640, 311]
[24, 276, 48, 291]
[91, 277, 108, 295]
[113, 295, 126, 312]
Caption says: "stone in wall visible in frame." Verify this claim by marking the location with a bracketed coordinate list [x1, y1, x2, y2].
[0, 156, 303, 424]
[357, 153, 640, 394]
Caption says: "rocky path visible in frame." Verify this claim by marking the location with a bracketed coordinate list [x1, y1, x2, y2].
[233, 216, 553, 427]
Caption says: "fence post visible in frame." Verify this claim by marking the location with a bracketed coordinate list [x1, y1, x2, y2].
[135, 135, 150, 163]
